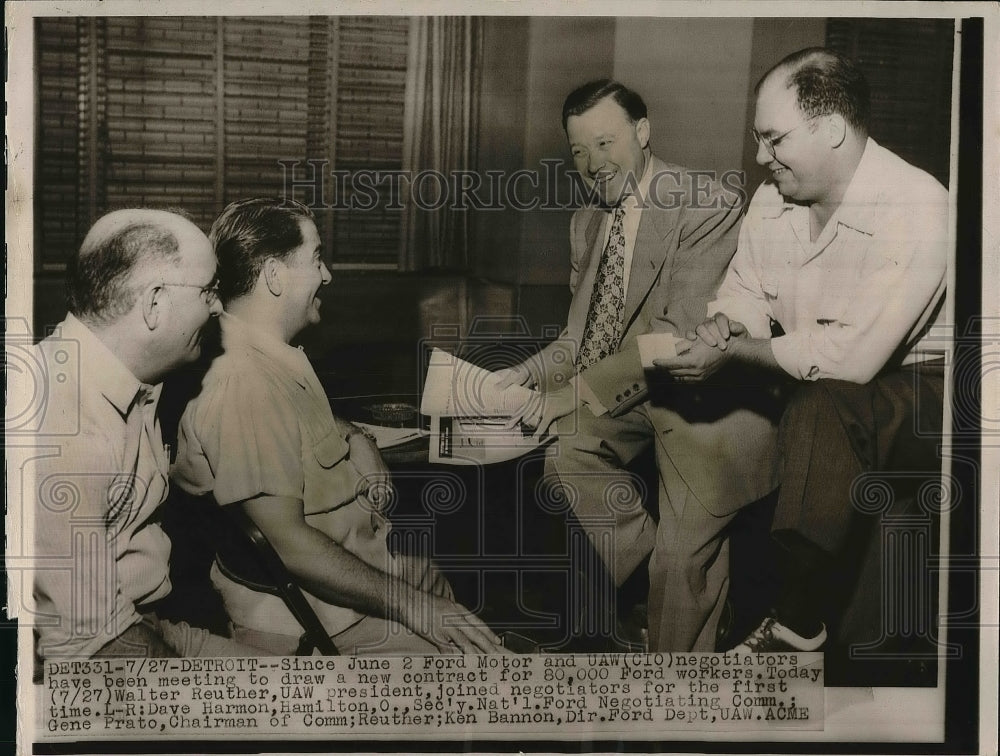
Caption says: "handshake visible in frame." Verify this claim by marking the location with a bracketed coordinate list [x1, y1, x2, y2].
[653, 312, 751, 383]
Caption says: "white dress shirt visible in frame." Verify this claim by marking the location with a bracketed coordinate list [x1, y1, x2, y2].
[709, 138, 949, 382]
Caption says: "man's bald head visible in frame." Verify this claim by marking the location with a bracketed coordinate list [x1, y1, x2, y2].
[756, 47, 870, 136]
[68, 209, 204, 324]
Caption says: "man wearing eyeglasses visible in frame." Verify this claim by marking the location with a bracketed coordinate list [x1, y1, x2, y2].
[26, 209, 259, 660]
[656, 48, 948, 653]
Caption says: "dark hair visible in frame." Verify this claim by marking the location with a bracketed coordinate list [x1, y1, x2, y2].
[209, 198, 316, 303]
[757, 47, 870, 134]
[66, 221, 181, 323]
[562, 79, 647, 131]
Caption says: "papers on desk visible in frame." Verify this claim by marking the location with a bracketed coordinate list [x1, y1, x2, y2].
[427, 416, 550, 465]
[353, 422, 427, 450]
[420, 348, 548, 465]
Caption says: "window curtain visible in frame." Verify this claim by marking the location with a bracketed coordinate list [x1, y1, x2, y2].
[398, 16, 482, 271]
[826, 18, 954, 186]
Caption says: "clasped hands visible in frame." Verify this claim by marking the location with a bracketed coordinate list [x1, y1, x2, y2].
[653, 312, 747, 381]
[489, 313, 747, 437]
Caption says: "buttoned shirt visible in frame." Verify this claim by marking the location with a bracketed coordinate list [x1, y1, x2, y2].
[29, 315, 172, 659]
[172, 313, 395, 637]
[709, 138, 948, 383]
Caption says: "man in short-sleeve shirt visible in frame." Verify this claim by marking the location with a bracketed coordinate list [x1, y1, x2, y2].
[25, 209, 256, 660]
[173, 198, 506, 656]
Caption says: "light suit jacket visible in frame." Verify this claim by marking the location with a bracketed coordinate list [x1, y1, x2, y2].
[535, 155, 779, 515]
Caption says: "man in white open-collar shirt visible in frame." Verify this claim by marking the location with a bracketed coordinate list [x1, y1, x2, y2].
[27, 209, 258, 660]
[657, 48, 948, 653]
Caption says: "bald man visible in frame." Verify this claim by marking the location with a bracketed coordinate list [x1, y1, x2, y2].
[657, 49, 948, 652]
[28, 209, 257, 659]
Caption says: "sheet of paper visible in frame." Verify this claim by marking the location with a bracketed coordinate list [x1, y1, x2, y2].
[420, 347, 538, 418]
[427, 415, 551, 465]
[637, 331, 683, 368]
[353, 422, 427, 449]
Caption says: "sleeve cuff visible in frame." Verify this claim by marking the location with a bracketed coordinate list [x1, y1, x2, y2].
[771, 333, 817, 380]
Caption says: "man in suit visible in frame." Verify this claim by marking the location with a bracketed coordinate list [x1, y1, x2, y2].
[500, 80, 779, 651]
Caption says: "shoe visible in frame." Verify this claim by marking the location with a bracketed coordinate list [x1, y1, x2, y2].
[732, 616, 826, 653]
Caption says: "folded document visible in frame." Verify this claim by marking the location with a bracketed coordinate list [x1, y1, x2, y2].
[420, 347, 539, 418]
[420, 348, 547, 465]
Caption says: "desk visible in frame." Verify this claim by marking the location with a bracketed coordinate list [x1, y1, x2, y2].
[334, 396, 612, 652]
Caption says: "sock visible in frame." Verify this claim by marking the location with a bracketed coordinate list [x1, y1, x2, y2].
[771, 529, 833, 638]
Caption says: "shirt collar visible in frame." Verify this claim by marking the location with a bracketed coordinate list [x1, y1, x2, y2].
[58, 313, 154, 418]
[758, 137, 883, 233]
[832, 137, 881, 235]
[219, 312, 312, 382]
[759, 186, 796, 218]
[620, 152, 655, 212]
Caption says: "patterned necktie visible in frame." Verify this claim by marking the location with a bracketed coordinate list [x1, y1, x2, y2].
[576, 205, 627, 371]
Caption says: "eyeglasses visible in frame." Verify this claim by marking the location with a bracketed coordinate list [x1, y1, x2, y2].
[160, 279, 220, 306]
[751, 116, 820, 158]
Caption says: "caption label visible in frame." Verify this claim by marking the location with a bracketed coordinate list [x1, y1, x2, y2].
[42, 652, 824, 738]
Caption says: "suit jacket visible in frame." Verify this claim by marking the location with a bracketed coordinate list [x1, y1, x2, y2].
[536, 155, 779, 515]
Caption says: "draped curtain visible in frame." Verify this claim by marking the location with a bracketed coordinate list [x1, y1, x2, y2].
[398, 17, 482, 271]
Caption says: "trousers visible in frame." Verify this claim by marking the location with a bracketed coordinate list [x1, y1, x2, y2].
[770, 362, 945, 639]
[772, 362, 945, 554]
[545, 404, 739, 651]
[230, 552, 456, 656]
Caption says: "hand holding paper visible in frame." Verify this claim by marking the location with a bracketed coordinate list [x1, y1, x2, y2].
[638, 331, 683, 369]
[421, 348, 539, 418]
[492, 360, 538, 391]
[525, 385, 577, 442]
[421, 349, 552, 465]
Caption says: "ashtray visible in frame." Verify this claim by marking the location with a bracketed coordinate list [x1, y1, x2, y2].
[368, 401, 418, 427]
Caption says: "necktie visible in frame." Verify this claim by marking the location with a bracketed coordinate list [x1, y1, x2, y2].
[576, 205, 627, 371]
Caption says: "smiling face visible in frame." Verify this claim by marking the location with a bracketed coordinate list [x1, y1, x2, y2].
[281, 218, 331, 338]
[753, 76, 835, 204]
[566, 95, 650, 207]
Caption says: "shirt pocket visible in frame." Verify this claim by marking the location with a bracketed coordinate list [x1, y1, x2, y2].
[814, 294, 851, 326]
[304, 428, 361, 514]
[312, 428, 350, 468]
[761, 271, 779, 301]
